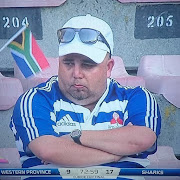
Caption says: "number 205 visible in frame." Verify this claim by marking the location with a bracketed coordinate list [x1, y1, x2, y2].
[147, 15, 173, 28]
[3, 16, 29, 28]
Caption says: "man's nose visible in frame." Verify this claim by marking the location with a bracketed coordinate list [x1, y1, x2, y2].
[73, 64, 84, 79]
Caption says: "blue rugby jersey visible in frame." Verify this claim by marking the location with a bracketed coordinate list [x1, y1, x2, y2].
[10, 76, 161, 169]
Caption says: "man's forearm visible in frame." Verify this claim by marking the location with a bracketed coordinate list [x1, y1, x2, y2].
[29, 135, 122, 167]
[80, 126, 156, 156]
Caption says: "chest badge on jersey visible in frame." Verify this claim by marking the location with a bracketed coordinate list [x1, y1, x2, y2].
[108, 112, 124, 129]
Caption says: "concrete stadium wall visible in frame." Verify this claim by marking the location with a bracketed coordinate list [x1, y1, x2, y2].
[155, 95, 180, 156]
[0, 0, 180, 69]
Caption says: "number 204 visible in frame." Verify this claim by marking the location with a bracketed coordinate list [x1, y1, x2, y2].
[3, 16, 29, 28]
[147, 15, 173, 28]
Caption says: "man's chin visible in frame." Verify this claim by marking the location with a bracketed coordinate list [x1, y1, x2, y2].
[69, 95, 93, 106]
[70, 95, 89, 104]
[67, 93, 98, 110]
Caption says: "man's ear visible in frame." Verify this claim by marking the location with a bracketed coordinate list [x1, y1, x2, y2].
[107, 58, 114, 78]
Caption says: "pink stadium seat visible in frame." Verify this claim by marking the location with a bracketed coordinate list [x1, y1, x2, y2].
[0, 148, 21, 180]
[147, 146, 180, 168]
[137, 55, 180, 108]
[111, 56, 145, 87]
[0, 73, 23, 110]
[146, 146, 180, 180]
[117, 0, 180, 3]
[14, 57, 59, 92]
[0, 148, 21, 168]
[0, 0, 66, 7]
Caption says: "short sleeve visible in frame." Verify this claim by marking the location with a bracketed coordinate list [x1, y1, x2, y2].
[125, 87, 161, 137]
[10, 88, 59, 151]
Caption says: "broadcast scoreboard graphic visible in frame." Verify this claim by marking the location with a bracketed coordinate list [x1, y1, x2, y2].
[0, 168, 180, 179]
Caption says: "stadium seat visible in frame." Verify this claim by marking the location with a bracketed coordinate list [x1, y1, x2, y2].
[137, 55, 180, 108]
[0, 73, 23, 110]
[117, 0, 180, 3]
[0, 148, 21, 168]
[147, 146, 180, 168]
[14, 57, 59, 92]
[111, 56, 145, 87]
[0, 148, 21, 180]
[145, 146, 180, 180]
[0, 0, 66, 7]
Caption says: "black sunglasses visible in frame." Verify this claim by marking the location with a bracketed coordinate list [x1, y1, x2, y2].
[57, 28, 111, 57]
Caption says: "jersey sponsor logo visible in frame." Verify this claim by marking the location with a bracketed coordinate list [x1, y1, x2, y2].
[52, 114, 80, 134]
[110, 112, 123, 125]
[108, 112, 124, 129]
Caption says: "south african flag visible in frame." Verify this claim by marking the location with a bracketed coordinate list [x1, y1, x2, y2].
[8, 28, 49, 78]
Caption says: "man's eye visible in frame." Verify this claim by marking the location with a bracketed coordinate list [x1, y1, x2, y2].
[82, 63, 96, 68]
[63, 60, 74, 66]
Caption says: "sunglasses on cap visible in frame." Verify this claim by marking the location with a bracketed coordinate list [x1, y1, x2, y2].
[57, 28, 111, 57]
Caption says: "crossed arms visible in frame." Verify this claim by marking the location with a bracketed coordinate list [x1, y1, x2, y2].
[28, 125, 156, 167]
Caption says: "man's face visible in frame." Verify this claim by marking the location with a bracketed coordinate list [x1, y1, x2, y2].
[58, 53, 114, 107]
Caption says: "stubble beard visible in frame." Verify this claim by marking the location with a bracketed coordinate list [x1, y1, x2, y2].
[69, 88, 91, 101]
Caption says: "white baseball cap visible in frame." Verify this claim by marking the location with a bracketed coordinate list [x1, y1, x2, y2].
[58, 14, 114, 64]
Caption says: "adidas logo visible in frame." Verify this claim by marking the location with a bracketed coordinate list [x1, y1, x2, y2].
[56, 114, 76, 127]
[52, 114, 79, 134]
